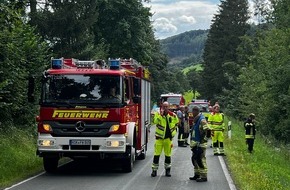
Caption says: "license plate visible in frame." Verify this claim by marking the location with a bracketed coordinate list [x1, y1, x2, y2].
[70, 139, 91, 145]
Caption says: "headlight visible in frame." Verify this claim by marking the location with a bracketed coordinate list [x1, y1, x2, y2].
[106, 141, 125, 147]
[38, 139, 55, 146]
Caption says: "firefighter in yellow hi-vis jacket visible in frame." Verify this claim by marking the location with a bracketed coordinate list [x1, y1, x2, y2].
[151, 101, 179, 177]
[208, 104, 225, 155]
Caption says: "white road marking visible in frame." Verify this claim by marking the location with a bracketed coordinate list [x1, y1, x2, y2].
[3, 161, 70, 190]
[218, 156, 237, 190]
[4, 172, 45, 190]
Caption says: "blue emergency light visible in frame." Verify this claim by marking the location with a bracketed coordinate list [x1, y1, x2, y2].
[109, 59, 120, 70]
[51, 59, 63, 69]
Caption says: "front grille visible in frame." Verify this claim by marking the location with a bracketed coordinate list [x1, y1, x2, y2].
[63, 145, 69, 150]
[92, 146, 99, 150]
[71, 145, 90, 150]
[61, 145, 100, 151]
[44, 121, 117, 137]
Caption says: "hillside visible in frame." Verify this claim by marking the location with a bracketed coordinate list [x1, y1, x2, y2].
[160, 29, 208, 68]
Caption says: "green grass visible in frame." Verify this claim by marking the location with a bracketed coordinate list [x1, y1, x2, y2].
[0, 127, 43, 189]
[224, 117, 290, 190]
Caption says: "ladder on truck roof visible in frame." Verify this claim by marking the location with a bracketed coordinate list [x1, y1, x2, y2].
[54, 58, 107, 69]
[52, 57, 142, 71]
[119, 58, 142, 71]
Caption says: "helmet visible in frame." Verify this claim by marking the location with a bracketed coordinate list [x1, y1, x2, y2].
[249, 113, 255, 119]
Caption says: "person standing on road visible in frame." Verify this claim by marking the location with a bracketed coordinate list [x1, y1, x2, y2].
[177, 105, 187, 147]
[151, 101, 179, 177]
[184, 106, 190, 145]
[189, 106, 209, 182]
[208, 104, 225, 155]
[244, 113, 256, 153]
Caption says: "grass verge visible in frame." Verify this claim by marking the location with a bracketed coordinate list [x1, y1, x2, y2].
[0, 127, 43, 189]
[224, 117, 290, 190]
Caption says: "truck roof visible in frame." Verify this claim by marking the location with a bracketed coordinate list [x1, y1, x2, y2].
[47, 68, 134, 76]
[160, 93, 182, 97]
[47, 58, 148, 78]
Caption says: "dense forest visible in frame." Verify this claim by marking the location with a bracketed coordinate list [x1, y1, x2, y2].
[0, 0, 289, 143]
[199, 0, 290, 143]
[160, 30, 208, 70]
[160, 30, 208, 59]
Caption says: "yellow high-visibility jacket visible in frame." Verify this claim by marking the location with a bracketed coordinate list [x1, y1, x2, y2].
[153, 111, 179, 139]
[208, 112, 225, 131]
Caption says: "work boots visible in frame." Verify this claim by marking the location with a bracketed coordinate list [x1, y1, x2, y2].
[165, 168, 171, 177]
[151, 169, 171, 177]
[151, 170, 157, 177]
[196, 177, 207, 182]
[189, 175, 200, 180]
[178, 141, 187, 147]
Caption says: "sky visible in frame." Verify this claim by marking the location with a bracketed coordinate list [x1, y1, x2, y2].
[143, 0, 256, 39]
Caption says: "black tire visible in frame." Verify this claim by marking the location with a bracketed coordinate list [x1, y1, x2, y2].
[43, 156, 59, 173]
[122, 146, 135, 173]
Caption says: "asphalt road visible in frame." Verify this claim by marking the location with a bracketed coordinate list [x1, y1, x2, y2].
[5, 126, 235, 190]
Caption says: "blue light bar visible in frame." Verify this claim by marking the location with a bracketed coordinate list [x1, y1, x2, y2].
[51, 59, 63, 69]
[109, 59, 120, 70]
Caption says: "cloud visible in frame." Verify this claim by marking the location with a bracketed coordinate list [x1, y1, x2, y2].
[177, 15, 197, 24]
[153, 17, 178, 34]
[145, 0, 270, 39]
[144, 1, 219, 39]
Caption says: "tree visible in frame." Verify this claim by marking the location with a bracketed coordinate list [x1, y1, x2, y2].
[25, 0, 168, 103]
[252, 0, 271, 24]
[91, 0, 168, 100]
[93, 0, 155, 64]
[271, 0, 290, 29]
[0, 3, 50, 126]
[29, 0, 98, 59]
[221, 0, 290, 143]
[186, 66, 203, 97]
[235, 28, 290, 142]
[201, 0, 250, 100]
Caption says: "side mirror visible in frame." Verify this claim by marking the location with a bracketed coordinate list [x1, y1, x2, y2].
[132, 96, 141, 104]
[28, 76, 35, 103]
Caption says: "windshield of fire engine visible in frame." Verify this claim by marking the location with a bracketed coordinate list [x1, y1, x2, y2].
[41, 74, 122, 106]
[188, 103, 209, 112]
[161, 97, 181, 105]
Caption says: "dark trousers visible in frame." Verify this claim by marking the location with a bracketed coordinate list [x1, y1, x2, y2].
[152, 155, 171, 170]
[191, 146, 207, 178]
[246, 138, 255, 152]
[177, 123, 185, 145]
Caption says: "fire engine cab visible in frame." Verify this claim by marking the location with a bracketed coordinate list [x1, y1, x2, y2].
[30, 58, 151, 173]
[188, 99, 210, 126]
[160, 93, 185, 112]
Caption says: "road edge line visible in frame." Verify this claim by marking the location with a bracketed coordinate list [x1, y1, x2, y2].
[3, 161, 70, 190]
[218, 156, 237, 190]
[3, 172, 45, 190]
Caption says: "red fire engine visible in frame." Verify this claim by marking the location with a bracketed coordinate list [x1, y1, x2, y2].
[29, 58, 151, 173]
[159, 93, 185, 112]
